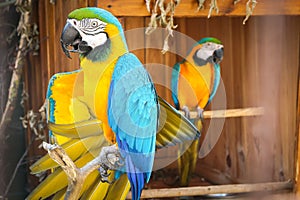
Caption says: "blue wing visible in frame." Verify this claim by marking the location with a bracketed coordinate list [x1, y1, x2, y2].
[108, 53, 158, 200]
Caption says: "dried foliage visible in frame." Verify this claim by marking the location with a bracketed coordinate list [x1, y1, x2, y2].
[145, 0, 179, 53]
[197, 0, 219, 19]
[242, 0, 257, 24]
[21, 102, 47, 144]
[145, 0, 257, 52]
[15, 0, 39, 55]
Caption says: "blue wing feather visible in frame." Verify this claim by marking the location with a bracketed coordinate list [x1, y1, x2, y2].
[171, 62, 181, 110]
[108, 53, 158, 200]
[207, 63, 221, 105]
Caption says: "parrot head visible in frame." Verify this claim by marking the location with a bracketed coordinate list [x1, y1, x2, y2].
[189, 37, 224, 66]
[60, 7, 128, 60]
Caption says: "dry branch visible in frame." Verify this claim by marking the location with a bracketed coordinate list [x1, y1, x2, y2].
[43, 142, 101, 200]
[128, 180, 293, 199]
[0, 0, 33, 135]
[43, 142, 122, 200]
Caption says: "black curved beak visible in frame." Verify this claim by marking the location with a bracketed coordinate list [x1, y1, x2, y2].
[60, 22, 79, 58]
[213, 47, 224, 64]
[60, 22, 92, 58]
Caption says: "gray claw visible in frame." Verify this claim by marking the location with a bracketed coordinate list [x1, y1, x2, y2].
[99, 145, 123, 169]
[98, 145, 124, 183]
[182, 106, 191, 119]
[196, 106, 204, 119]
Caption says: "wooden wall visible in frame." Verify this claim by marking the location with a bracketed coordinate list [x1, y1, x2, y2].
[25, 0, 300, 188]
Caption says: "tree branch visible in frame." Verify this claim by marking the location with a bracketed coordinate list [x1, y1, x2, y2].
[42, 142, 122, 200]
[0, 0, 33, 136]
[43, 142, 84, 200]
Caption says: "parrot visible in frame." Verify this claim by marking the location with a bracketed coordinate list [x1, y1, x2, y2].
[27, 7, 200, 200]
[171, 37, 224, 186]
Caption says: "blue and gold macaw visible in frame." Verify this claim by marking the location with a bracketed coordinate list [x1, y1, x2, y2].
[171, 37, 224, 186]
[27, 7, 200, 200]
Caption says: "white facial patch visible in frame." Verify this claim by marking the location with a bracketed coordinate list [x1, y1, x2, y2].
[81, 32, 108, 48]
[196, 42, 223, 60]
[67, 18, 108, 48]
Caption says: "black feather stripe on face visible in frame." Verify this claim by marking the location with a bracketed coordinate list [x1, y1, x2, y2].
[72, 18, 107, 36]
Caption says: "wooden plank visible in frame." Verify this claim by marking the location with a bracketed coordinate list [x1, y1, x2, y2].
[196, 162, 236, 184]
[124, 17, 145, 63]
[98, 0, 300, 17]
[145, 17, 166, 98]
[280, 16, 300, 183]
[238, 16, 257, 181]
[88, 0, 97, 7]
[127, 181, 293, 199]
[295, 29, 300, 192]
[225, 16, 240, 182]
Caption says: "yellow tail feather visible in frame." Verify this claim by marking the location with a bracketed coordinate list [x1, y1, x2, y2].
[105, 174, 131, 200]
[178, 118, 203, 186]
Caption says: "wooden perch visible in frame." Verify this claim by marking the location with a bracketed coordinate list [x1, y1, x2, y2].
[182, 107, 264, 119]
[127, 180, 293, 199]
[43, 142, 122, 200]
[43, 142, 95, 200]
[43, 142, 106, 200]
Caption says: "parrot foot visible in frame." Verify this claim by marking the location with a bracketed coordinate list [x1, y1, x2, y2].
[98, 145, 124, 183]
[182, 106, 191, 119]
[196, 106, 204, 119]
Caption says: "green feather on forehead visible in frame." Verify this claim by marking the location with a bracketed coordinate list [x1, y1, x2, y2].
[198, 37, 222, 45]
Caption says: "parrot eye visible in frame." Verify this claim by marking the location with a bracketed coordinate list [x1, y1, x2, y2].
[72, 20, 77, 26]
[204, 42, 213, 48]
[91, 21, 98, 27]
